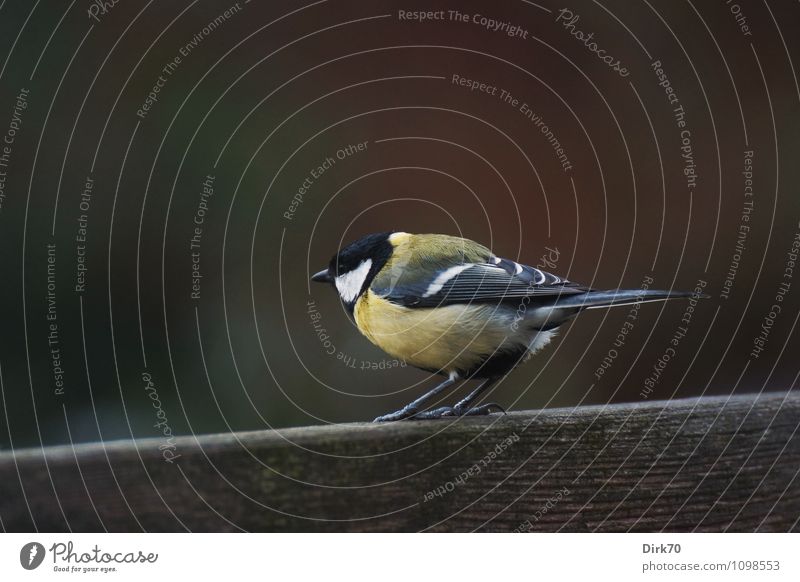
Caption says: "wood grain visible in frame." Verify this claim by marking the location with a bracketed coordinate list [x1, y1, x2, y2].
[1, 391, 798, 532]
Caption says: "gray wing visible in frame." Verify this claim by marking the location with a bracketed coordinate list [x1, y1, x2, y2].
[375, 256, 587, 308]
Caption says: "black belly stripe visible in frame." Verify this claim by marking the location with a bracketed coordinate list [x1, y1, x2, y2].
[459, 345, 529, 379]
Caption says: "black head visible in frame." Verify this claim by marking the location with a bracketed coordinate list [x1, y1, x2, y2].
[311, 232, 395, 305]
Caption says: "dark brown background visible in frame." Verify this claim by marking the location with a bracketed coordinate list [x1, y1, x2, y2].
[0, 0, 797, 447]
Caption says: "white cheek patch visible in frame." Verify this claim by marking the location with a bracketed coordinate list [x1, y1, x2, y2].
[335, 259, 373, 302]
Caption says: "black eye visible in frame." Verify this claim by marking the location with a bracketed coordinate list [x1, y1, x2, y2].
[331, 257, 349, 276]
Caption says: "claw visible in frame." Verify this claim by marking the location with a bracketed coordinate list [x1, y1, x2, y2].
[462, 402, 506, 416]
[373, 406, 418, 422]
[412, 406, 455, 420]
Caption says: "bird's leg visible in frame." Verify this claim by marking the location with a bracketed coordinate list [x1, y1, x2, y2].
[373, 374, 459, 422]
[453, 378, 502, 415]
[413, 378, 505, 419]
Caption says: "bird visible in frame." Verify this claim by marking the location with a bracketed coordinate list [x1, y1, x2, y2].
[311, 232, 704, 422]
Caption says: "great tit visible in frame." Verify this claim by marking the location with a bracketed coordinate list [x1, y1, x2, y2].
[311, 232, 703, 422]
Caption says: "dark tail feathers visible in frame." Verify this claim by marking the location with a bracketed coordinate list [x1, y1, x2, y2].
[556, 289, 708, 310]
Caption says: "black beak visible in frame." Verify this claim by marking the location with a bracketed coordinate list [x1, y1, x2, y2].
[311, 269, 333, 284]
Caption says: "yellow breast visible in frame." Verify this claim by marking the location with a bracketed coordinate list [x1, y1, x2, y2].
[353, 290, 514, 374]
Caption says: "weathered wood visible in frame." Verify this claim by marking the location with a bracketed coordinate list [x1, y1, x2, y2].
[1, 392, 798, 532]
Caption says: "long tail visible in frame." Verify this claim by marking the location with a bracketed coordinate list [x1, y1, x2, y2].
[556, 289, 707, 310]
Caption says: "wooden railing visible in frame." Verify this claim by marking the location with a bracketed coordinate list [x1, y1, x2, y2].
[1, 391, 798, 532]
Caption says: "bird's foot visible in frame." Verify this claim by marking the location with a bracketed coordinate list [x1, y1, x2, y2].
[374, 401, 506, 422]
[412, 402, 506, 420]
[373, 406, 419, 422]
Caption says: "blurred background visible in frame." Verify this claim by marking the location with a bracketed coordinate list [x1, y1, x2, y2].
[0, 0, 797, 448]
